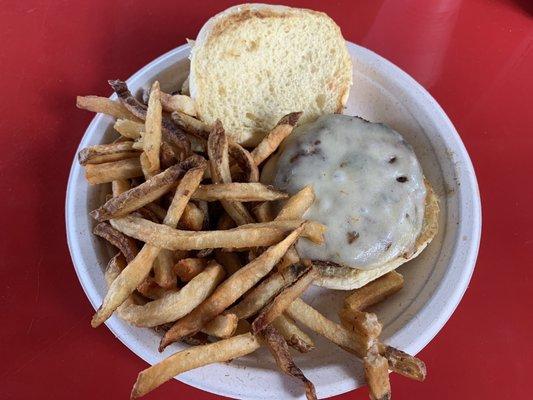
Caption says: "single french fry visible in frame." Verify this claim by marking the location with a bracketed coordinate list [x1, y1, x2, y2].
[160, 92, 197, 116]
[178, 202, 204, 231]
[272, 315, 314, 353]
[93, 222, 138, 263]
[139, 152, 154, 179]
[131, 333, 261, 399]
[339, 308, 382, 342]
[207, 120, 254, 225]
[136, 277, 172, 300]
[109, 218, 323, 251]
[159, 224, 305, 350]
[174, 258, 207, 282]
[217, 213, 236, 230]
[85, 158, 143, 185]
[252, 267, 317, 333]
[364, 345, 391, 400]
[378, 344, 427, 381]
[214, 250, 242, 276]
[275, 185, 315, 221]
[201, 313, 238, 338]
[114, 118, 144, 139]
[117, 262, 225, 327]
[344, 271, 404, 312]
[78, 142, 140, 165]
[253, 201, 275, 223]
[171, 111, 209, 140]
[91, 157, 203, 221]
[251, 112, 302, 166]
[154, 249, 176, 289]
[91, 163, 206, 327]
[228, 141, 259, 183]
[286, 298, 372, 358]
[143, 81, 162, 175]
[192, 183, 288, 202]
[229, 263, 308, 319]
[260, 325, 317, 400]
[76, 96, 140, 120]
[112, 179, 130, 197]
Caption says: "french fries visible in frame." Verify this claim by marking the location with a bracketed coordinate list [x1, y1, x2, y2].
[214, 250, 242, 275]
[131, 333, 261, 398]
[109, 217, 324, 251]
[192, 183, 288, 202]
[275, 185, 315, 221]
[286, 298, 372, 358]
[159, 224, 306, 350]
[160, 91, 197, 116]
[93, 222, 138, 263]
[118, 262, 225, 327]
[91, 159, 201, 221]
[207, 120, 254, 225]
[339, 308, 383, 342]
[272, 315, 314, 353]
[154, 249, 176, 289]
[173, 258, 207, 282]
[378, 344, 426, 381]
[344, 271, 404, 312]
[260, 325, 317, 400]
[230, 263, 308, 319]
[251, 112, 302, 166]
[202, 313, 238, 338]
[114, 118, 144, 139]
[251, 267, 318, 333]
[78, 141, 140, 165]
[91, 162, 206, 327]
[364, 345, 391, 400]
[85, 158, 143, 185]
[76, 96, 140, 120]
[143, 81, 162, 175]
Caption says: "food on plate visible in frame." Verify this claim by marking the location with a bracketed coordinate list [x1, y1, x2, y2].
[73, 3, 440, 398]
[188, 4, 352, 145]
[265, 114, 439, 289]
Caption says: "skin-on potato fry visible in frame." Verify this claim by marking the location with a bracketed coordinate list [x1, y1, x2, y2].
[112, 179, 130, 197]
[109, 217, 323, 251]
[131, 333, 261, 399]
[251, 267, 317, 333]
[114, 118, 144, 139]
[159, 224, 306, 350]
[201, 313, 238, 338]
[228, 141, 259, 183]
[378, 344, 426, 381]
[214, 250, 242, 276]
[207, 120, 255, 225]
[173, 258, 207, 282]
[192, 183, 288, 202]
[259, 325, 317, 400]
[344, 271, 404, 312]
[229, 262, 308, 319]
[339, 308, 383, 341]
[285, 298, 372, 358]
[91, 163, 206, 327]
[272, 314, 314, 353]
[160, 141, 178, 169]
[275, 185, 315, 221]
[160, 91, 197, 116]
[364, 345, 391, 400]
[178, 202, 204, 231]
[76, 96, 141, 120]
[136, 277, 171, 300]
[139, 153, 155, 179]
[251, 112, 302, 166]
[78, 141, 140, 165]
[117, 262, 225, 327]
[93, 222, 138, 263]
[85, 158, 143, 185]
[143, 81, 162, 175]
[253, 201, 275, 223]
[90, 157, 203, 221]
[154, 249, 176, 289]
[171, 110, 209, 140]
[109, 79, 191, 159]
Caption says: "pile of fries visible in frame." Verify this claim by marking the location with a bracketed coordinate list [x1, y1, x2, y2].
[77, 79, 426, 399]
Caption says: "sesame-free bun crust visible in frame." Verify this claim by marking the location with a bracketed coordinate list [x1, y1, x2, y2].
[189, 4, 353, 145]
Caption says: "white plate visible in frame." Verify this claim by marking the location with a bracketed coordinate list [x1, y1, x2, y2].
[65, 42, 481, 399]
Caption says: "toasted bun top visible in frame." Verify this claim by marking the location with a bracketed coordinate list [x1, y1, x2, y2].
[189, 4, 352, 145]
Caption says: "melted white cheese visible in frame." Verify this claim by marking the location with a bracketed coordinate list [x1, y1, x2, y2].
[268, 114, 426, 270]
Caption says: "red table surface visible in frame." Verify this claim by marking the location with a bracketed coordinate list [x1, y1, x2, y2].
[1, 0, 532, 399]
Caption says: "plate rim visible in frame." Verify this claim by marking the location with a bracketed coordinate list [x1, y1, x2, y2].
[65, 41, 481, 399]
